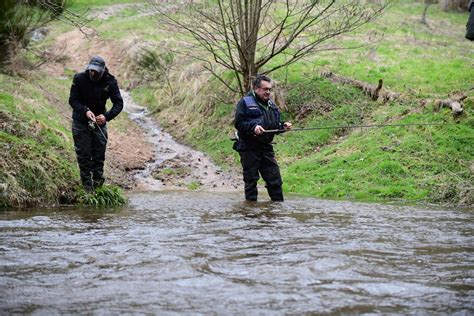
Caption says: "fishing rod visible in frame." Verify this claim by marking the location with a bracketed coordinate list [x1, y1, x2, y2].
[88, 120, 108, 140]
[95, 122, 108, 140]
[262, 122, 453, 133]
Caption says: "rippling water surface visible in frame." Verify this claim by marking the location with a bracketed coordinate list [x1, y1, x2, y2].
[1, 192, 473, 314]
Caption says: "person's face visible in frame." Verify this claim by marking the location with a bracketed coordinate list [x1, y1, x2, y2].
[89, 69, 102, 82]
[255, 80, 272, 102]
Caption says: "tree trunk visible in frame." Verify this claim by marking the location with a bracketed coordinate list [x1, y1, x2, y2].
[234, 0, 261, 92]
[434, 98, 464, 115]
[434, 94, 466, 116]
[439, 0, 464, 11]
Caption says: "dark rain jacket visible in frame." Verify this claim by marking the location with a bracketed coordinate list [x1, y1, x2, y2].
[234, 91, 284, 152]
[69, 70, 123, 124]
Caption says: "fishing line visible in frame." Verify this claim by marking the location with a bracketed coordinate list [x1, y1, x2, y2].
[262, 122, 455, 134]
[89, 121, 109, 141]
[95, 122, 108, 141]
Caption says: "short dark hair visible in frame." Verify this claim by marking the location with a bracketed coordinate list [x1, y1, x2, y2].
[253, 74, 272, 89]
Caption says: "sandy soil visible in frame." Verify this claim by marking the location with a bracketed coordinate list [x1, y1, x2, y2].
[104, 116, 155, 190]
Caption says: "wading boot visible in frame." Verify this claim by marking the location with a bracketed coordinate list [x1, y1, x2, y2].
[93, 177, 105, 190]
[83, 184, 94, 193]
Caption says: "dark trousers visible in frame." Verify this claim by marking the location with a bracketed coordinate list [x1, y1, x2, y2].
[72, 120, 108, 190]
[239, 150, 283, 201]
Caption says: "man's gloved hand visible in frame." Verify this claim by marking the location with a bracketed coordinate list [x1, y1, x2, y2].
[86, 110, 96, 122]
[96, 114, 106, 125]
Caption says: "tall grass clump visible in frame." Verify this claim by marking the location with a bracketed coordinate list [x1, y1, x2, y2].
[78, 185, 127, 208]
[134, 48, 175, 96]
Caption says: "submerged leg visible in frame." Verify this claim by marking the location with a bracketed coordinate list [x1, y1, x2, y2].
[239, 151, 261, 201]
[260, 151, 283, 202]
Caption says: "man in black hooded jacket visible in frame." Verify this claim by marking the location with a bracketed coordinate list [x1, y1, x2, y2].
[69, 56, 123, 191]
[233, 75, 292, 201]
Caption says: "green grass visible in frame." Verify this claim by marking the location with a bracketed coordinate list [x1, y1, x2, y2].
[0, 78, 79, 207]
[187, 181, 200, 190]
[298, 2, 474, 96]
[96, 14, 160, 40]
[82, 0, 471, 98]
[67, 0, 140, 10]
[131, 85, 157, 107]
[78, 184, 127, 207]
[274, 76, 472, 204]
[281, 108, 473, 204]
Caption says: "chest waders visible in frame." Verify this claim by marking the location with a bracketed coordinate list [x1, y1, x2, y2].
[238, 95, 284, 202]
[72, 120, 108, 191]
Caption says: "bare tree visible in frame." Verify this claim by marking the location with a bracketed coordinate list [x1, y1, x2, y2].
[439, 0, 469, 11]
[148, 0, 391, 95]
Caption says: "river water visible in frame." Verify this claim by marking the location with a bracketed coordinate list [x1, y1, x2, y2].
[1, 192, 472, 314]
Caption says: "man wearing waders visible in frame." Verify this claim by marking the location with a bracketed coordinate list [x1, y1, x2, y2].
[69, 56, 123, 192]
[233, 75, 292, 201]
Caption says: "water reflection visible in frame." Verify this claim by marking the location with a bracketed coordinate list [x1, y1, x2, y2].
[0, 191, 472, 314]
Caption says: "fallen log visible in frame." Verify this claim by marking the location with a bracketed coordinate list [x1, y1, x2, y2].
[434, 95, 466, 115]
[321, 71, 402, 102]
[321, 70, 466, 116]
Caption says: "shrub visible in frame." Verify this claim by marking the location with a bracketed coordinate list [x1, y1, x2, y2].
[135, 48, 175, 94]
[0, 0, 66, 72]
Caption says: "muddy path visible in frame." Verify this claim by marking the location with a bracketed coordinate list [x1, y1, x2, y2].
[122, 91, 239, 192]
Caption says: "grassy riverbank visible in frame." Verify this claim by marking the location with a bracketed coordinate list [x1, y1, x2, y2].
[133, 73, 473, 205]
[0, 74, 78, 207]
